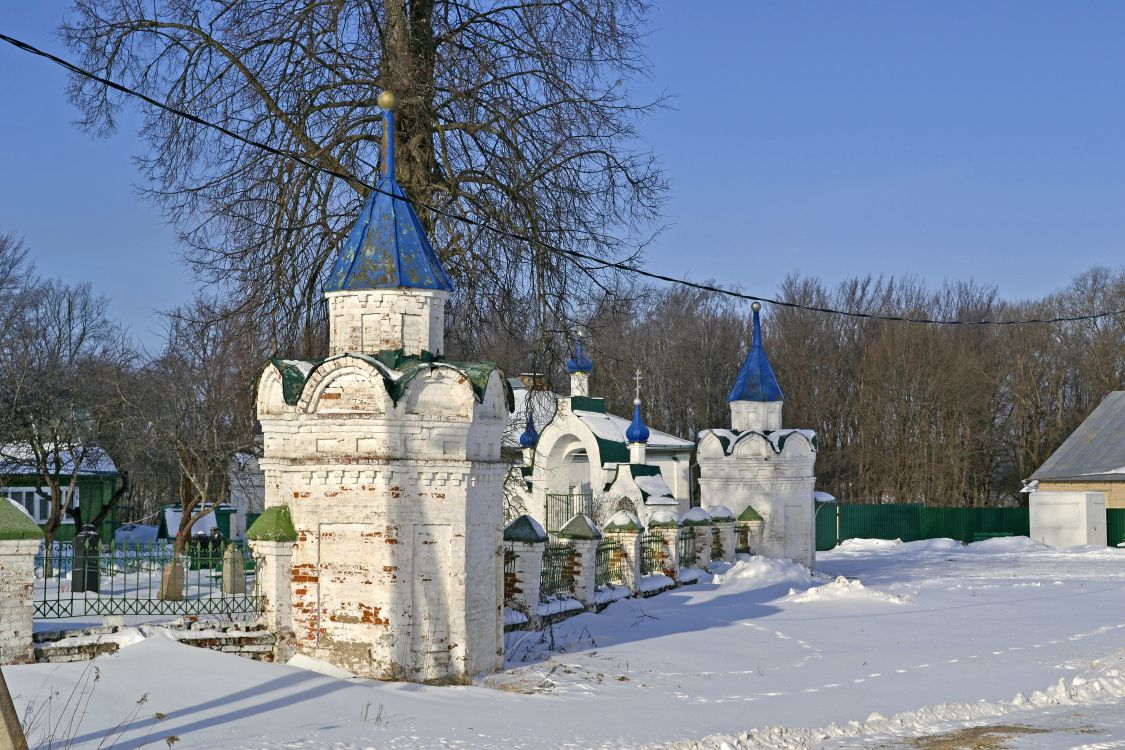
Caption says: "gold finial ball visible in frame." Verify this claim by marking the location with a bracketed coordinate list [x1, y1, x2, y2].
[751, 301, 762, 312]
[377, 90, 397, 111]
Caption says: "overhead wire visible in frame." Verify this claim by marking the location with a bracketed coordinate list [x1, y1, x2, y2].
[1, 31, 1122, 327]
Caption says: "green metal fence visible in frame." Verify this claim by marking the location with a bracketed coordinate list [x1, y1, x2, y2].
[639, 531, 666, 575]
[594, 540, 624, 588]
[1109, 509, 1125, 547]
[35, 541, 262, 619]
[677, 529, 698, 567]
[816, 504, 1035, 550]
[503, 548, 518, 603]
[735, 525, 751, 554]
[710, 526, 723, 560]
[539, 542, 575, 600]
[545, 493, 593, 535]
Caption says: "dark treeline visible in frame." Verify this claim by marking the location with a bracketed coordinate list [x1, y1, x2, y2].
[500, 267, 1123, 508]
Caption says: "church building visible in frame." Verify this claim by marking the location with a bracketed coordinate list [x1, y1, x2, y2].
[511, 342, 694, 531]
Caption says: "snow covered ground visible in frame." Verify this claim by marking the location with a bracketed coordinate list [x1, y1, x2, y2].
[6, 537, 1125, 749]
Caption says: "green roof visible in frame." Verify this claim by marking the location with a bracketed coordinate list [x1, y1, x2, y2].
[270, 349, 514, 411]
[0, 499, 44, 540]
[738, 505, 764, 522]
[570, 396, 606, 413]
[246, 505, 297, 542]
[504, 515, 548, 543]
[556, 513, 602, 540]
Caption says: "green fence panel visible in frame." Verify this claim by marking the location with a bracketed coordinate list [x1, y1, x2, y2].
[1108, 509, 1125, 547]
[839, 503, 923, 542]
[815, 505, 838, 551]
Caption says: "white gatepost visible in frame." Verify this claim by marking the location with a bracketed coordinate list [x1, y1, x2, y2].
[246, 506, 297, 660]
[708, 505, 736, 562]
[647, 510, 681, 580]
[503, 515, 548, 618]
[556, 514, 601, 605]
[603, 511, 643, 593]
[0, 502, 43, 665]
[681, 507, 713, 568]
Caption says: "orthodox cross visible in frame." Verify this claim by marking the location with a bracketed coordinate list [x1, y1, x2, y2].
[634, 368, 643, 401]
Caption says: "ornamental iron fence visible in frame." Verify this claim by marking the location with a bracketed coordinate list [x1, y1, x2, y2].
[735, 525, 751, 554]
[594, 540, 625, 588]
[34, 539, 263, 619]
[539, 542, 575, 600]
[677, 529, 698, 567]
[710, 526, 723, 560]
[545, 493, 593, 535]
[503, 548, 518, 603]
[639, 531, 666, 575]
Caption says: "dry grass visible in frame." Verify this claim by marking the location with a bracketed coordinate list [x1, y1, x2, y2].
[906, 725, 1048, 750]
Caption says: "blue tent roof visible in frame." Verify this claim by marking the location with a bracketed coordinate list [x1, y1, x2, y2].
[728, 304, 784, 403]
[565, 340, 593, 373]
[324, 110, 454, 293]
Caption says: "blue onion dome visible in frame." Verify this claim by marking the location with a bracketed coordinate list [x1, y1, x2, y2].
[626, 398, 650, 443]
[565, 340, 593, 374]
[519, 410, 539, 448]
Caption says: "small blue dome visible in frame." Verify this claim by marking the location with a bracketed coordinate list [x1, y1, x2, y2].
[519, 410, 539, 448]
[565, 340, 593, 374]
[625, 399, 650, 444]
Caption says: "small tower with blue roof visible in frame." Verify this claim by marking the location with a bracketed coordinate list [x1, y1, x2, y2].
[565, 336, 593, 397]
[626, 368, 650, 464]
[728, 301, 785, 432]
[324, 90, 453, 357]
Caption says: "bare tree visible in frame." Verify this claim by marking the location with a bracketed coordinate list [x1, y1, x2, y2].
[63, 0, 666, 358]
[123, 297, 262, 575]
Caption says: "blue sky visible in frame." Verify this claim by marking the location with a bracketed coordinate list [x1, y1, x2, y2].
[2, 2, 1124, 346]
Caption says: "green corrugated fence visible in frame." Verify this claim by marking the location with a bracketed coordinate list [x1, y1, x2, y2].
[817, 504, 1032, 550]
[1109, 509, 1125, 547]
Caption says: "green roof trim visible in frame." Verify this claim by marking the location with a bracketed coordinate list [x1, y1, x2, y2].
[556, 513, 602, 540]
[629, 464, 661, 478]
[503, 515, 548, 543]
[646, 513, 679, 529]
[603, 511, 642, 532]
[738, 505, 764, 522]
[594, 435, 629, 464]
[269, 350, 514, 412]
[0, 500, 45, 540]
[570, 396, 606, 414]
[246, 505, 297, 542]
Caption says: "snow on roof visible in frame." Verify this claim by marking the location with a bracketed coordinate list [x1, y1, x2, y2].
[814, 491, 837, 503]
[634, 474, 675, 501]
[1031, 391, 1125, 481]
[682, 507, 713, 524]
[162, 508, 220, 537]
[503, 383, 692, 452]
[573, 410, 693, 450]
[0, 445, 117, 476]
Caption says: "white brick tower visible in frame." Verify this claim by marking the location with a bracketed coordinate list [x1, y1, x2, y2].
[251, 92, 511, 682]
[697, 302, 818, 568]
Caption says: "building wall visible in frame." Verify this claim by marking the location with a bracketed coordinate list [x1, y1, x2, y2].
[258, 356, 508, 682]
[0, 474, 118, 543]
[697, 431, 817, 568]
[325, 289, 448, 356]
[1038, 481, 1125, 509]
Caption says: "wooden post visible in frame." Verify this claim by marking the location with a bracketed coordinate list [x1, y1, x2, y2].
[0, 667, 28, 750]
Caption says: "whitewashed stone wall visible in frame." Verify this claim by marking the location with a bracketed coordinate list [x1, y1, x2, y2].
[325, 289, 448, 356]
[0, 538, 40, 664]
[258, 355, 509, 682]
[698, 430, 817, 568]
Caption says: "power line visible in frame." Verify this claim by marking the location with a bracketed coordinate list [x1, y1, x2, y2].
[1, 31, 1122, 327]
